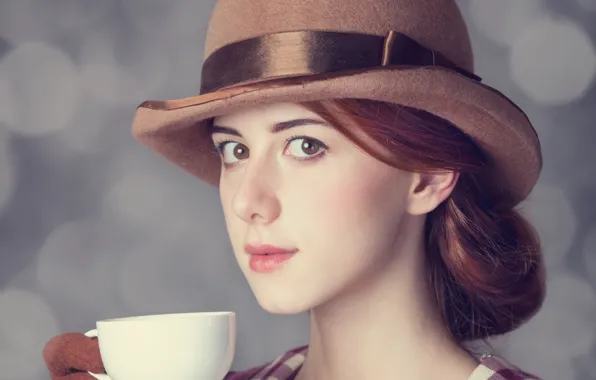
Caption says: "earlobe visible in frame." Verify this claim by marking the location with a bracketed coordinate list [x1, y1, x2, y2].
[406, 171, 459, 215]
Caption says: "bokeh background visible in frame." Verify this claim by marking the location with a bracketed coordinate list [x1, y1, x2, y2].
[0, 0, 595, 379]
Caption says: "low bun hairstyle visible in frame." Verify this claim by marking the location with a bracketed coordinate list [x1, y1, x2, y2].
[427, 173, 545, 341]
[300, 98, 545, 342]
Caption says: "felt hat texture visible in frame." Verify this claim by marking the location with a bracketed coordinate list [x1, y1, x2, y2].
[131, 0, 542, 204]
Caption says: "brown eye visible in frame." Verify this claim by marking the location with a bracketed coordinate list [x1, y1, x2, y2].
[221, 142, 249, 164]
[286, 137, 324, 158]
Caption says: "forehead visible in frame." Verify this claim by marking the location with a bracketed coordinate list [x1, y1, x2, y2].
[213, 102, 325, 127]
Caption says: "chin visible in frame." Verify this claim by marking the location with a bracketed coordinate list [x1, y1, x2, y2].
[250, 285, 316, 315]
[259, 302, 306, 315]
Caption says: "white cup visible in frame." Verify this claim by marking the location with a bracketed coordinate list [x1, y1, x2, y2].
[83, 311, 236, 380]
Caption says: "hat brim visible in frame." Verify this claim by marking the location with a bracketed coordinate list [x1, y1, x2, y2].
[131, 66, 542, 204]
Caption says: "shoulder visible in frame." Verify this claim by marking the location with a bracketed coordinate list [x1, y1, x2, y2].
[225, 345, 308, 380]
[471, 354, 541, 380]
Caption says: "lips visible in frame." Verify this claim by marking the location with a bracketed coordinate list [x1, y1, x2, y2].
[244, 244, 298, 255]
[244, 244, 299, 273]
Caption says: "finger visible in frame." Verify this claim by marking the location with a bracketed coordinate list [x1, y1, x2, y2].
[53, 372, 99, 380]
[67, 372, 101, 380]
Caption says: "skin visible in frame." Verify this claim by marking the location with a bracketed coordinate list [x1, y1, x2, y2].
[211, 102, 479, 380]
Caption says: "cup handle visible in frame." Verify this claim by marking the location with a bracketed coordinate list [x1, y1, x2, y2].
[83, 329, 112, 380]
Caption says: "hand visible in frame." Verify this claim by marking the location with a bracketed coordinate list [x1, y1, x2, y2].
[42, 332, 105, 380]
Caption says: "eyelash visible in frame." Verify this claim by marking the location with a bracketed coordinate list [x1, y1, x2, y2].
[211, 135, 329, 167]
[211, 139, 234, 155]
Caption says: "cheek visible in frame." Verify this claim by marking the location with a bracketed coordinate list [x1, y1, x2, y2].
[219, 186, 233, 226]
[286, 165, 409, 253]
[219, 185, 244, 249]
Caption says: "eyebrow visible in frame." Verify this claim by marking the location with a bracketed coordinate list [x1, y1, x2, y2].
[208, 118, 330, 137]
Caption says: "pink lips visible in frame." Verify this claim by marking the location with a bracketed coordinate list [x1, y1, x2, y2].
[244, 244, 298, 273]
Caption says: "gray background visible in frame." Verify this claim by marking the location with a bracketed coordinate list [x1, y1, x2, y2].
[0, 0, 595, 379]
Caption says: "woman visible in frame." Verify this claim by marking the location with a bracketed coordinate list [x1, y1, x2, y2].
[43, 0, 546, 379]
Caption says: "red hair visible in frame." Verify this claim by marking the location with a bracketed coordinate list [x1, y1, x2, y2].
[300, 99, 545, 342]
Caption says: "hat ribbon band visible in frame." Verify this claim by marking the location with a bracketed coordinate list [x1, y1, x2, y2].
[200, 30, 481, 94]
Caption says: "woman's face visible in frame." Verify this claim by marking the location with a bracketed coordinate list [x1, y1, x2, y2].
[211, 102, 435, 314]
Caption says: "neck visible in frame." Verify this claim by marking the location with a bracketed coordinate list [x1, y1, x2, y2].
[296, 219, 479, 380]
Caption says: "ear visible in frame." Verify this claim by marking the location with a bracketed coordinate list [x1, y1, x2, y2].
[406, 171, 459, 215]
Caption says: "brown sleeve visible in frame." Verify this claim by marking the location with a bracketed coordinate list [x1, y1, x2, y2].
[42, 333, 105, 380]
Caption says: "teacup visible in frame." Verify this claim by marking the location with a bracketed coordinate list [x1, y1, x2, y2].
[83, 311, 236, 380]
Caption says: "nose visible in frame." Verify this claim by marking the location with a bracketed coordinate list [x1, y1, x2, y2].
[231, 160, 281, 224]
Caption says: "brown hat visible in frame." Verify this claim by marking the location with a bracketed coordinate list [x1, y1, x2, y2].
[131, 0, 542, 204]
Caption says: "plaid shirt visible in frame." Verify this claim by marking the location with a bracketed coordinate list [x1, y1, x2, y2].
[225, 345, 540, 380]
